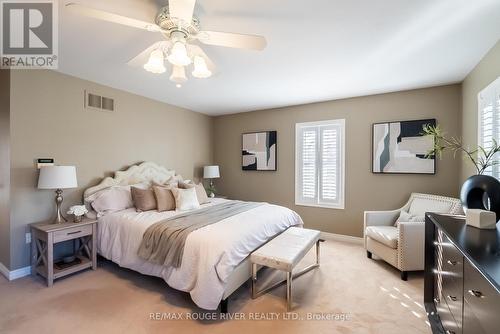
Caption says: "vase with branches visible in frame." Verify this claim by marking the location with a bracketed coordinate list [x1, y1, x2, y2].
[423, 124, 500, 221]
[422, 124, 500, 175]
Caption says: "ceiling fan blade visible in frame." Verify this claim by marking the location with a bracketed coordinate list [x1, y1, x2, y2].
[197, 31, 267, 51]
[127, 41, 171, 67]
[66, 3, 162, 32]
[169, 0, 196, 24]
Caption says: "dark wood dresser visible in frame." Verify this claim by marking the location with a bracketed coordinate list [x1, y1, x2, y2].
[424, 213, 500, 334]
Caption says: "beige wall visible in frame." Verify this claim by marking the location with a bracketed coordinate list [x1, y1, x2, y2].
[8, 70, 214, 270]
[0, 70, 10, 267]
[460, 40, 500, 182]
[214, 85, 461, 237]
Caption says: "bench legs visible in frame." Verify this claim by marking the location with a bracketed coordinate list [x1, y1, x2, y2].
[252, 239, 323, 311]
[286, 272, 292, 311]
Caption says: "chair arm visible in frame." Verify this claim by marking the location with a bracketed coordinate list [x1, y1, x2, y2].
[363, 210, 401, 249]
[397, 222, 425, 271]
[364, 210, 400, 228]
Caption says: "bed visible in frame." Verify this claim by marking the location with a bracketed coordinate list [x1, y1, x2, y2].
[83, 162, 303, 310]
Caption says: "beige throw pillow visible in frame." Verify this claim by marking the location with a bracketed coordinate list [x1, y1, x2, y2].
[131, 187, 157, 212]
[153, 186, 176, 212]
[171, 187, 200, 211]
[194, 183, 209, 204]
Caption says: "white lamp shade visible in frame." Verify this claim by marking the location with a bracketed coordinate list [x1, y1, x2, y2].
[203, 165, 220, 179]
[38, 166, 78, 189]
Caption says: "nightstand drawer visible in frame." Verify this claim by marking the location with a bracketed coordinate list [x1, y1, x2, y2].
[53, 225, 92, 243]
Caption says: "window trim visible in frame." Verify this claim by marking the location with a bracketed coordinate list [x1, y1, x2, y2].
[295, 119, 345, 209]
[478, 76, 500, 179]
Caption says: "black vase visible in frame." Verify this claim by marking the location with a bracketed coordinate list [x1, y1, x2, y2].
[460, 174, 500, 221]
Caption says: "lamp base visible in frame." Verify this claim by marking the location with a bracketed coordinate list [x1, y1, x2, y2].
[53, 189, 68, 224]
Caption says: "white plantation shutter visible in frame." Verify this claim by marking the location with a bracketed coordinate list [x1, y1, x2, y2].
[301, 128, 317, 200]
[296, 119, 345, 209]
[478, 77, 500, 179]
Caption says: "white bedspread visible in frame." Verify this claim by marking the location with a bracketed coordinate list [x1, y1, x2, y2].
[97, 198, 303, 310]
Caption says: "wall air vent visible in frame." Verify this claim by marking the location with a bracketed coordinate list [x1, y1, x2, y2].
[84, 90, 115, 112]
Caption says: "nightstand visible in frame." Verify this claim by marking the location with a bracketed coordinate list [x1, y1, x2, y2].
[30, 218, 97, 287]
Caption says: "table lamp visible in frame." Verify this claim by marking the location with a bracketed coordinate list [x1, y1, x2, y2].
[203, 165, 220, 198]
[38, 166, 78, 224]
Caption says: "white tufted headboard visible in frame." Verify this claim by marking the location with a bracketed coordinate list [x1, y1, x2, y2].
[83, 161, 176, 202]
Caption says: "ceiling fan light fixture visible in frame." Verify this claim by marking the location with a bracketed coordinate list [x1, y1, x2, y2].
[143, 49, 166, 74]
[170, 65, 188, 86]
[192, 56, 212, 78]
[167, 40, 192, 66]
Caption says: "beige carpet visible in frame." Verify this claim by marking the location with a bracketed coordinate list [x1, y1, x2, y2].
[0, 240, 430, 334]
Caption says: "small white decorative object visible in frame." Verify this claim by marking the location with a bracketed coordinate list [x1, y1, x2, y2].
[67, 205, 88, 223]
[466, 209, 497, 229]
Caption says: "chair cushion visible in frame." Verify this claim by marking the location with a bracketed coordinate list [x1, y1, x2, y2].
[365, 226, 398, 249]
[409, 197, 452, 215]
[251, 227, 320, 272]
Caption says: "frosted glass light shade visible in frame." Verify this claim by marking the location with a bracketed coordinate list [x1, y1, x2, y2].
[143, 49, 166, 74]
[167, 41, 192, 66]
[203, 165, 220, 179]
[169, 65, 187, 85]
[38, 166, 78, 189]
[192, 56, 212, 78]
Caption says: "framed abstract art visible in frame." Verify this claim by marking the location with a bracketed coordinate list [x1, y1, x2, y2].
[372, 119, 436, 174]
[242, 131, 277, 171]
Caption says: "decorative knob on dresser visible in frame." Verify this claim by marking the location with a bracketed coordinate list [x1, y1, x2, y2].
[467, 290, 484, 298]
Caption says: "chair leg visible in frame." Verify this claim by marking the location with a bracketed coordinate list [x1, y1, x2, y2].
[366, 251, 372, 259]
[401, 271, 408, 281]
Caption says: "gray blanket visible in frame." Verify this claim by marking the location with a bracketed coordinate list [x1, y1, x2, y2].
[137, 201, 263, 268]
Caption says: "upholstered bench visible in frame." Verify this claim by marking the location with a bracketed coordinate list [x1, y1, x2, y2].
[250, 227, 323, 311]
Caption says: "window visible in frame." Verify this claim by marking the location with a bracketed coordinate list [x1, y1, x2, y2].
[478, 77, 500, 179]
[295, 119, 345, 209]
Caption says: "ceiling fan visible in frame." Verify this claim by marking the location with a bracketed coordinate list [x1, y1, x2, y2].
[66, 1, 267, 87]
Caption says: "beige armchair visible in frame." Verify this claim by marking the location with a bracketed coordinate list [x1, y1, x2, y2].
[364, 193, 462, 280]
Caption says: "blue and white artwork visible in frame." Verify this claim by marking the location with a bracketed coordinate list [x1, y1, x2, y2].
[372, 119, 436, 174]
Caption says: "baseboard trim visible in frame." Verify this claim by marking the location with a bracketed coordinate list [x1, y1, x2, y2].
[0, 262, 31, 281]
[10, 266, 31, 280]
[320, 231, 363, 244]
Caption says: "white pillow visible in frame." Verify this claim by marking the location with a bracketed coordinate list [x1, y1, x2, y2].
[395, 210, 425, 226]
[171, 187, 200, 211]
[90, 186, 134, 217]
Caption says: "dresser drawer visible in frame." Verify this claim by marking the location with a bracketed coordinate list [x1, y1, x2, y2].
[437, 300, 460, 334]
[439, 234, 464, 326]
[442, 234, 463, 274]
[442, 277, 463, 329]
[53, 224, 92, 243]
[463, 260, 500, 334]
[463, 298, 486, 334]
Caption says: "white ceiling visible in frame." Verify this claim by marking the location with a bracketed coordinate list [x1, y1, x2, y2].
[58, 0, 500, 115]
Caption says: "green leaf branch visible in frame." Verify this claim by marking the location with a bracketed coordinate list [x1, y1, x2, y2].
[422, 124, 500, 175]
